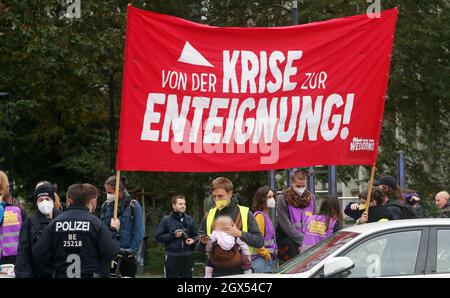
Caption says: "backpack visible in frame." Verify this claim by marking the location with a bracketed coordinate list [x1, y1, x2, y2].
[101, 197, 137, 223]
[400, 204, 418, 219]
[386, 199, 418, 220]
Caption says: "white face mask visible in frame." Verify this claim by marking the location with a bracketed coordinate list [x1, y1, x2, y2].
[106, 193, 115, 203]
[267, 198, 276, 209]
[37, 200, 53, 215]
[294, 187, 306, 196]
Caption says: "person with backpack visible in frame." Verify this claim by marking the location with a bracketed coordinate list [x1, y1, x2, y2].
[155, 195, 198, 278]
[14, 182, 61, 277]
[101, 176, 144, 278]
[374, 175, 417, 220]
[300, 196, 343, 251]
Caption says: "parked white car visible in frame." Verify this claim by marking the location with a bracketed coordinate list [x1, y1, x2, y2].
[226, 218, 450, 278]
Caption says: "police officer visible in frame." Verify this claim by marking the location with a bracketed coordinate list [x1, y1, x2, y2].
[32, 183, 120, 278]
[15, 182, 60, 278]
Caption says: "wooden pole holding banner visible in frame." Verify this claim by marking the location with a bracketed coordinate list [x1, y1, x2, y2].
[113, 170, 121, 221]
[110, 169, 121, 270]
[364, 165, 377, 217]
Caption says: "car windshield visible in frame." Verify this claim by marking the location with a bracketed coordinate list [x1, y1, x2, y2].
[274, 231, 360, 274]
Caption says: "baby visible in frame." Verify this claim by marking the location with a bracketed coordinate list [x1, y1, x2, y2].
[204, 215, 252, 277]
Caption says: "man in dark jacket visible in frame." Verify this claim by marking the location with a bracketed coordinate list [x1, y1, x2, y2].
[197, 177, 263, 277]
[32, 184, 120, 278]
[14, 182, 61, 278]
[155, 195, 198, 278]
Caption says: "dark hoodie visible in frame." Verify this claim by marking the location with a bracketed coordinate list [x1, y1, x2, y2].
[367, 205, 394, 222]
[344, 202, 364, 221]
[14, 208, 60, 278]
[386, 199, 417, 220]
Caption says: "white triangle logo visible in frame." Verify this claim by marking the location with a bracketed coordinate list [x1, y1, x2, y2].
[177, 41, 214, 68]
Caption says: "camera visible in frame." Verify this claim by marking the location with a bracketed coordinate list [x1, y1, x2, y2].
[174, 229, 188, 239]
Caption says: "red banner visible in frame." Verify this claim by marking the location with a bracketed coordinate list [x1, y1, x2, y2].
[117, 6, 398, 172]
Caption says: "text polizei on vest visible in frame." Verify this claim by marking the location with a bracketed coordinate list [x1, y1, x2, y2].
[55, 221, 90, 232]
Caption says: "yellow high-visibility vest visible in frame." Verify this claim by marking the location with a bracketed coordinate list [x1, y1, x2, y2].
[206, 205, 249, 236]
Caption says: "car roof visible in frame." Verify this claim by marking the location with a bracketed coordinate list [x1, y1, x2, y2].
[343, 218, 450, 234]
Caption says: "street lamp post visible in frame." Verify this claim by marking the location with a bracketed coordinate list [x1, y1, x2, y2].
[292, 0, 299, 25]
[0, 92, 14, 192]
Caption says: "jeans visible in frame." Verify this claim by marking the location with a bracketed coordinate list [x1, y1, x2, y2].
[251, 257, 276, 273]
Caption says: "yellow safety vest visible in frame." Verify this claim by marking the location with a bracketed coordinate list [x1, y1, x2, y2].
[206, 205, 249, 236]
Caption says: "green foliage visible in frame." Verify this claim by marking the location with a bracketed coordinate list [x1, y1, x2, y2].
[145, 243, 165, 275]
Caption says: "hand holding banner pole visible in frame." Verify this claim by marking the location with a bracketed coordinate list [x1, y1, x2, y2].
[364, 165, 377, 220]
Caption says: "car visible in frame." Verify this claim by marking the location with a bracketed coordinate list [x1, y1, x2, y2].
[225, 218, 450, 278]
